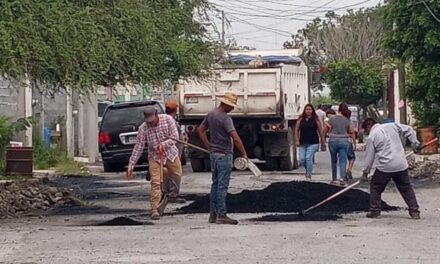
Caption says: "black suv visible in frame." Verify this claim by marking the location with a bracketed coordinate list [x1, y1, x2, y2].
[98, 100, 164, 172]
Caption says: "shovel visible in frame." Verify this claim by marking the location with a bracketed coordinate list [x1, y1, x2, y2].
[166, 136, 263, 177]
[299, 137, 438, 217]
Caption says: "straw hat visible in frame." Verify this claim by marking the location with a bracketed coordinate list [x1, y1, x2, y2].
[218, 92, 238, 108]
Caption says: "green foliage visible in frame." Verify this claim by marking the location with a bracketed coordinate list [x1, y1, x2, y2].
[311, 95, 337, 107]
[55, 159, 89, 175]
[383, 0, 440, 127]
[32, 139, 63, 170]
[323, 60, 383, 108]
[0, 116, 33, 172]
[0, 0, 221, 95]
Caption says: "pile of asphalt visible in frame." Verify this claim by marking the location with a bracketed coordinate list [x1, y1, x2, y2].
[179, 181, 397, 221]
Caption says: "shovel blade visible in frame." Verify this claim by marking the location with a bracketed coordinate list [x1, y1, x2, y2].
[247, 160, 262, 177]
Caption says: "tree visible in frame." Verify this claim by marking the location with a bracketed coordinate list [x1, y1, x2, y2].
[383, 0, 440, 127]
[284, 8, 386, 92]
[323, 59, 383, 113]
[0, 0, 222, 95]
[285, 8, 386, 66]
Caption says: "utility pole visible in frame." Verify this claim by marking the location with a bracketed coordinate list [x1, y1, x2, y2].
[221, 10, 225, 45]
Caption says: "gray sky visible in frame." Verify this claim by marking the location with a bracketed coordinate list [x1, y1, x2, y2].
[211, 0, 383, 49]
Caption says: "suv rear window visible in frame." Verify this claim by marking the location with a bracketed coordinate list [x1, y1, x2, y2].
[100, 102, 163, 132]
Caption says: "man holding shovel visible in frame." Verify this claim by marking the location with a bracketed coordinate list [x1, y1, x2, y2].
[126, 105, 182, 220]
[361, 118, 424, 219]
[197, 92, 248, 225]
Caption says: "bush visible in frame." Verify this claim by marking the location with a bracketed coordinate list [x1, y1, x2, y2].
[32, 137, 64, 170]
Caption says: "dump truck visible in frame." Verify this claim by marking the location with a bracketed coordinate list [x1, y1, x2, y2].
[177, 50, 310, 172]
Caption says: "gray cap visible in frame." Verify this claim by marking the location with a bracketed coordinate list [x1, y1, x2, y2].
[143, 105, 157, 122]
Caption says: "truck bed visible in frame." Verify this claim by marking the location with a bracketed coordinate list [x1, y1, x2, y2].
[178, 64, 308, 121]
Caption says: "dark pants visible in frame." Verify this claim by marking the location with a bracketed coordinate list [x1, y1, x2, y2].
[370, 169, 419, 213]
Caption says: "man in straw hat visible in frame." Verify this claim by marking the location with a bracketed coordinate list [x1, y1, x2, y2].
[197, 92, 248, 225]
[126, 105, 182, 220]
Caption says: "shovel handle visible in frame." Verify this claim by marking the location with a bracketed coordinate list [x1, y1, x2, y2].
[166, 136, 210, 154]
[302, 180, 361, 215]
[423, 137, 438, 148]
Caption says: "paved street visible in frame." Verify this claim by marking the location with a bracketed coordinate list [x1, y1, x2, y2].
[1, 151, 440, 264]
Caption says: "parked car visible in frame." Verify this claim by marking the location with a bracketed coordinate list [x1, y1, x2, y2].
[98, 100, 164, 172]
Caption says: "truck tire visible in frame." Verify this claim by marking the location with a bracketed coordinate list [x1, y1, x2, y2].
[292, 127, 299, 169]
[265, 157, 279, 171]
[279, 127, 295, 171]
[103, 162, 116, 173]
[190, 158, 205, 172]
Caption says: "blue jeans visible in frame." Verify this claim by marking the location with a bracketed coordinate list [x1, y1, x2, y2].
[299, 144, 319, 177]
[328, 140, 350, 181]
[210, 153, 233, 215]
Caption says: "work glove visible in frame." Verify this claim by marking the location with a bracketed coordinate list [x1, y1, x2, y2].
[412, 143, 425, 154]
[360, 172, 369, 183]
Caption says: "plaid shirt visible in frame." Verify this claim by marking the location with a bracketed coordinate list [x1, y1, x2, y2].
[129, 114, 179, 165]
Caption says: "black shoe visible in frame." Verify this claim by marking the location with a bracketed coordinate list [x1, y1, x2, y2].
[168, 197, 186, 204]
[216, 214, 238, 225]
[157, 195, 169, 216]
[409, 211, 421, 220]
[208, 212, 217, 223]
[366, 211, 381, 218]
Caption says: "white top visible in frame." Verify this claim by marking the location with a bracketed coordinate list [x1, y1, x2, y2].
[362, 123, 420, 173]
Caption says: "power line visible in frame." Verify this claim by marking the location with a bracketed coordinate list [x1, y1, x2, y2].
[217, 0, 372, 19]
[227, 14, 293, 37]
[421, 1, 440, 23]
[226, 0, 373, 36]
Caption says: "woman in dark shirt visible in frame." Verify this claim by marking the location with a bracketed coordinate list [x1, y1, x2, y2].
[295, 104, 326, 181]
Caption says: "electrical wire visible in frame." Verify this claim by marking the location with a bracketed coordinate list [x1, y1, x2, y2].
[421, 0, 440, 23]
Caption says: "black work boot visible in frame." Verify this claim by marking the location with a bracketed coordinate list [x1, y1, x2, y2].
[366, 211, 381, 218]
[409, 211, 421, 220]
[168, 197, 186, 204]
[157, 194, 169, 216]
[208, 212, 217, 223]
[216, 214, 238, 225]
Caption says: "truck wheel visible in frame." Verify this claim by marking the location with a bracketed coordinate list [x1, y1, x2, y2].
[203, 157, 212, 172]
[103, 162, 116, 173]
[279, 128, 295, 171]
[292, 128, 299, 169]
[190, 158, 205, 172]
[265, 157, 279, 171]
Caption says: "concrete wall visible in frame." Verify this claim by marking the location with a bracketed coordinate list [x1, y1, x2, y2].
[0, 79, 19, 119]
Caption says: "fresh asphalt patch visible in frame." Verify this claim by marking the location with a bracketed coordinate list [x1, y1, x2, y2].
[179, 181, 397, 221]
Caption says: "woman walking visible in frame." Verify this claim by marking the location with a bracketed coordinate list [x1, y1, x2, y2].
[326, 103, 356, 186]
[295, 104, 326, 181]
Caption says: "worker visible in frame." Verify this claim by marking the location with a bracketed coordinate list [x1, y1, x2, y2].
[361, 118, 423, 219]
[126, 105, 182, 220]
[165, 99, 185, 158]
[197, 92, 248, 225]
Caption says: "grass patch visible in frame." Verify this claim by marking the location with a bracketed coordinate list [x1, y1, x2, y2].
[0, 174, 26, 182]
[55, 159, 89, 176]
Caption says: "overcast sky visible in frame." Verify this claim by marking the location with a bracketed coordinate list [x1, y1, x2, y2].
[210, 0, 383, 49]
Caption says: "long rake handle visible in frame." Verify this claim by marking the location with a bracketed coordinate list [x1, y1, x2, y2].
[302, 180, 361, 215]
[166, 136, 210, 154]
[302, 137, 438, 215]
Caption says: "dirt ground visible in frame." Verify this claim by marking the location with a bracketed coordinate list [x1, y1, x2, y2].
[1, 151, 440, 264]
